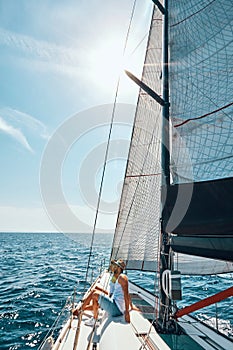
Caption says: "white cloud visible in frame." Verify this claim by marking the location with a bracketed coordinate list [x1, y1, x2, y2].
[0, 116, 33, 153]
[1, 107, 49, 139]
[0, 27, 86, 76]
[0, 26, 135, 92]
[0, 107, 49, 152]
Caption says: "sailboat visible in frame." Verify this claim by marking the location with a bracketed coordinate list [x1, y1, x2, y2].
[39, 0, 233, 349]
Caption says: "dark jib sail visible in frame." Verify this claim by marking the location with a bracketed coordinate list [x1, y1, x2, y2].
[163, 178, 233, 262]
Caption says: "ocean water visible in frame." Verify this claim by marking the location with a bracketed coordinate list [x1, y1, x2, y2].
[0, 232, 233, 349]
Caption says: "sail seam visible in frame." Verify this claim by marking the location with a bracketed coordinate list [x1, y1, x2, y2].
[171, 0, 216, 27]
[174, 102, 233, 128]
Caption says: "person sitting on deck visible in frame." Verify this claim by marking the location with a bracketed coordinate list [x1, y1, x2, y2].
[73, 259, 131, 326]
[108, 259, 136, 308]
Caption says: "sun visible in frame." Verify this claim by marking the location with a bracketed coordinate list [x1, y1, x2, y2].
[86, 32, 145, 103]
[88, 36, 129, 93]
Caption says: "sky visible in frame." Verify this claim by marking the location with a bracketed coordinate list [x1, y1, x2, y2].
[0, 0, 152, 233]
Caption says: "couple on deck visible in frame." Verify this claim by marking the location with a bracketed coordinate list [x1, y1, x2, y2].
[73, 259, 136, 326]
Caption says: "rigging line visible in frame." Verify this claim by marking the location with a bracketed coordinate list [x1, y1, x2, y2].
[130, 32, 148, 56]
[155, 229, 163, 322]
[38, 296, 72, 349]
[171, 0, 216, 27]
[129, 3, 160, 58]
[85, 0, 137, 282]
[128, 22, 163, 67]
[173, 115, 233, 135]
[127, 14, 157, 64]
[174, 102, 233, 128]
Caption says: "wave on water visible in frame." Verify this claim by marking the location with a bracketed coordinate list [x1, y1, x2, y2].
[0, 232, 232, 349]
[0, 232, 113, 349]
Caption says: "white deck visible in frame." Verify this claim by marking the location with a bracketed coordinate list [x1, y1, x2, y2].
[179, 315, 233, 350]
[43, 272, 170, 350]
[51, 309, 170, 350]
[40, 273, 233, 350]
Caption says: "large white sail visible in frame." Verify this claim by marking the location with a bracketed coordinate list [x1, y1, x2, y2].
[166, 0, 233, 264]
[111, 6, 163, 271]
[169, 0, 233, 184]
[112, 0, 233, 274]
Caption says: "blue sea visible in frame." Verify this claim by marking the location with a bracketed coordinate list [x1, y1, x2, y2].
[1, 232, 233, 349]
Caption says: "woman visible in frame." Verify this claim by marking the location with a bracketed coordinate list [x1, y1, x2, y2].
[73, 259, 131, 326]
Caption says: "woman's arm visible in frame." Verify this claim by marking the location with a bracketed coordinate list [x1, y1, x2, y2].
[118, 274, 130, 323]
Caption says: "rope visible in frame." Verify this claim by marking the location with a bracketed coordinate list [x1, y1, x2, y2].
[137, 320, 156, 350]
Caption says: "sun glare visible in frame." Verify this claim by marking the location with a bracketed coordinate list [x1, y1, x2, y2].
[89, 37, 130, 92]
[87, 31, 146, 103]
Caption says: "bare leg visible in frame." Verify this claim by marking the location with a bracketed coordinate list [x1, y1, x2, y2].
[73, 289, 101, 317]
[73, 289, 95, 316]
[91, 291, 100, 319]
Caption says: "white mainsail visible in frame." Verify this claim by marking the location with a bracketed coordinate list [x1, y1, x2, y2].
[169, 0, 233, 183]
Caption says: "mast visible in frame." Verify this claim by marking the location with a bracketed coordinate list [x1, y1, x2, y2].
[125, 0, 171, 325]
[161, 0, 169, 187]
[159, 0, 171, 327]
